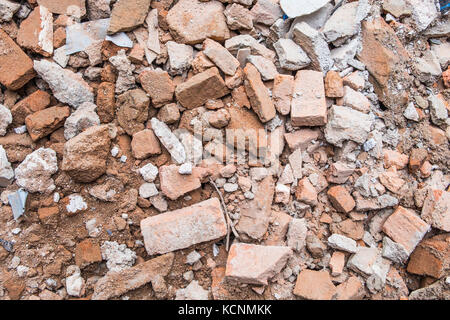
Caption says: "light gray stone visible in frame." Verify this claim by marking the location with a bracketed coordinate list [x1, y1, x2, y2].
[280, 0, 330, 18]
[64, 102, 100, 140]
[292, 22, 333, 73]
[0, 104, 12, 136]
[274, 39, 310, 71]
[15, 148, 58, 194]
[327, 234, 357, 253]
[167, 41, 194, 76]
[34, 60, 94, 108]
[151, 118, 186, 165]
[0, 145, 13, 187]
[324, 105, 374, 147]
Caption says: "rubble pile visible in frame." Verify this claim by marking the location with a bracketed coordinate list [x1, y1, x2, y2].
[0, 0, 449, 300]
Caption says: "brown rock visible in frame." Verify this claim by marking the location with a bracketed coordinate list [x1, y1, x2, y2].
[92, 253, 174, 300]
[17, 6, 53, 57]
[291, 70, 327, 126]
[175, 67, 229, 109]
[0, 133, 35, 163]
[139, 69, 175, 107]
[382, 206, 430, 254]
[272, 74, 294, 116]
[327, 186, 355, 213]
[357, 18, 409, 110]
[53, 27, 66, 48]
[116, 89, 149, 136]
[243, 63, 276, 123]
[0, 29, 35, 90]
[293, 270, 336, 300]
[131, 129, 161, 159]
[108, 0, 151, 34]
[141, 198, 227, 255]
[11, 90, 51, 125]
[325, 71, 344, 98]
[62, 125, 112, 183]
[75, 239, 102, 268]
[225, 243, 292, 285]
[96, 82, 115, 123]
[25, 106, 70, 141]
[326, 162, 354, 184]
[166, 0, 230, 45]
[407, 234, 449, 279]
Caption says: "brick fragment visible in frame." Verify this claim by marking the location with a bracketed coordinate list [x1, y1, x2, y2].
[293, 270, 336, 300]
[272, 74, 294, 116]
[17, 6, 53, 57]
[131, 129, 161, 160]
[37, 0, 86, 16]
[382, 206, 430, 255]
[421, 189, 450, 232]
[327, 186, 355, 213]
[159, 165, 207, 200]
[383, 149, 409, 169]
[11, 90, 50, 125]
[139, 69, 175, 107]
[243, 63, 276, 123]
[225, 243, 292, 285]
[291, 70, 327, 126]
[0, 29, 35, 90]
[324, 71, 344, 98]
[140, 198, 227, 255]
[295, 178, 318, 206]
[203, 38, 239, 76]
[407, 234, 449, 279]
[96, 82, 115, 123]
[75, 239, 102, 268]
[25, 106, 70, 141]
[175, 67, 229, 109]
[93, 253, 174, 300]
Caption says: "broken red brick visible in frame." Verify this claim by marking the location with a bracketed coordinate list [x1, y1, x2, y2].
[11, 90, 51, 125]
[327, 186, 355, 213]
[0, 29, 35, 90]
[243, 63, 276, 123]
[25, 106, 71, 141]
[324, 70, 344, 98]
[131, 129, 162, 159]
[175, 67, 229, 109]
[293, 269, 336, 300]
[291, 70, 327, 126]
[407, 234, 449, 279]
[382, 206, 430, 254]
[75, 239, 102, 268]
[140, 198, 227, 255]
